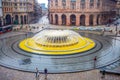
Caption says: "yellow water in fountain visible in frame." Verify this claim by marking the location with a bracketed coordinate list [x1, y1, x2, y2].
[19, 30, 95, 55]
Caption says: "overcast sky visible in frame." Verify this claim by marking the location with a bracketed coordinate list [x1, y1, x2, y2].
[38, 0, 48, 7]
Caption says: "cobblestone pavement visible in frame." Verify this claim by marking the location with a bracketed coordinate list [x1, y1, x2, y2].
[0, 66, 120, 80]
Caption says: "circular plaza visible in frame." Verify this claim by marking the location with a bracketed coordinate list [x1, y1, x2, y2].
[0, 27, 120, 73]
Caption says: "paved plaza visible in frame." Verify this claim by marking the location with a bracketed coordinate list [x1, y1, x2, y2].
[0, 16, 120, 80]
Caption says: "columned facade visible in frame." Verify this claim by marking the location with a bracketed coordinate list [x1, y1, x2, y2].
[2, 0, 35, 25]
[48, 0, 116, 26]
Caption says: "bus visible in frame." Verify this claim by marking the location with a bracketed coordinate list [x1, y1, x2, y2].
[0, 25, 12, 34]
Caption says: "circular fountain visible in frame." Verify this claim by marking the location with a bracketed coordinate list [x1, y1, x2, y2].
[19, 29, 95, 55]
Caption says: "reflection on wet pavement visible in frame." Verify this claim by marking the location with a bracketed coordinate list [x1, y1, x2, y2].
[0, 31, 120, 73]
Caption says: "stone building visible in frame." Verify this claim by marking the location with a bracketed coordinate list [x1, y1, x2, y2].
[48, 0, 116, 26]
[0, 0, 3, 27]
[34, 1, 42, 18]
[2, 0, 35, 25]
[116, 0, 120, 16]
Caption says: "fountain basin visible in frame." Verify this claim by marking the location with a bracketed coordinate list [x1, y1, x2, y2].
[19, 29, 95, 55]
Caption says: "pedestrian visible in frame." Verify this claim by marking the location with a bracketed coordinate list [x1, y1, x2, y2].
[94, 56, 97, 68]
[35, 68, 40, 80]
[44, 68, 48, 80]
[101, 69, 106, 79]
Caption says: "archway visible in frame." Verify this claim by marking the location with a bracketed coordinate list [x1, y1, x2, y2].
[70, 14, 76, 25]
[15, 15, 19, 24]
[5, 14, 11, 25]
[24, 15, 27, 24]
[51, 14, 53, 24]
[20, 16, 23, 24]
[61, 14, 66, 25]
[55, 14, 58, 25]
[89, 15, 94, 26]
[80, 15, 85, 26]
[97, 15, 100, 25]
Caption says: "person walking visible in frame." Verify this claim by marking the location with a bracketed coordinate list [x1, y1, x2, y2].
[94, 56, 97, 69]
[101, 69, 106, 79]
[35, 68, 40, 80]
[44, 68, 48, 80]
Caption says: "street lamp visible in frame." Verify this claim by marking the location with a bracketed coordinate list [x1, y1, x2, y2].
[114, 22, 119, 36]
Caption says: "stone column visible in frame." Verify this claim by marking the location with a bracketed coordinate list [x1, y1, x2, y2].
[85, 14, 90, 26]
[76, 14, 80, 26]
[3, 16, 6, 26]
[52, 14, 55, 24]
[99, 15, 102, 25]
[66, 14, 70, 26]
[1, 18, 3, 26]
[58, 14, 62, 25]
[93, 14, 97, 26]
[22, 15, 23, 24]
[25, 14, 27, 24]
[50, 14, 52, 24]
[18, 15, 21, 24]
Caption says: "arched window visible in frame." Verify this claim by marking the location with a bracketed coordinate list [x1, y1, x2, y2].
[6, 14, 12, 25]
[90, 0, 94, 8]
[50, 0, 53, 7]
[55, 14, 58, 25]
[55, 0, 58, 6]
[61, 14, 66, 25]
[20, 16, 23, 24]
[89, 15, 94, 25]
[96, 0, 100, 8]
[14, 15, 19, 24]
[24, 15, 27, 24]
[81, 0, 85, 9]
[97, 15, 100, 25]
[80, 15, 85, 26]
[62, 0, 66, 9]
[71, 0, 76, 9]
[70, 14, 76, 25]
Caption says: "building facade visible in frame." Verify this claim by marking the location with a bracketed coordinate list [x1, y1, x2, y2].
[2, 0, 35, 25]
[34, 1, 42, 18]
[48, 0, 116, 26]
[40, 3, 48, 15]
[116, 0, 120, 16]
[0, 0, 3, 27]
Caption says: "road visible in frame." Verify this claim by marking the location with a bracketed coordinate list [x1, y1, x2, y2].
[37, 15, 49, 24]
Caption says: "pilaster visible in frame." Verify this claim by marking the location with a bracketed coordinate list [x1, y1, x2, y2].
[85, 14, 90, 26]
[76, 14, 80, 26]
[66, 14, 70, 26]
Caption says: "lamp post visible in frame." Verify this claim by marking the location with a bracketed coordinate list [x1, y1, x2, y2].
[114, 22, 119, 36]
